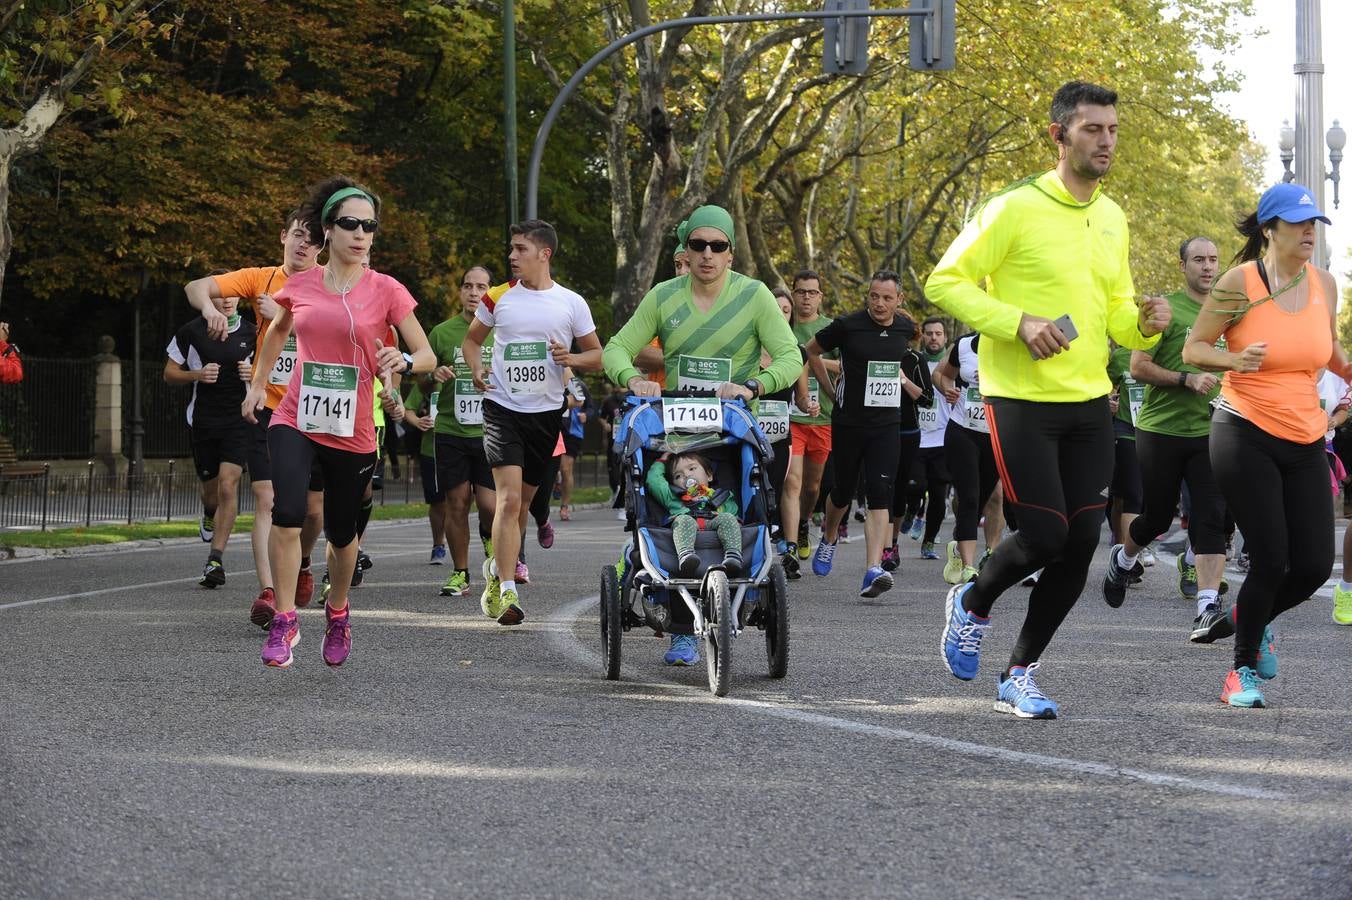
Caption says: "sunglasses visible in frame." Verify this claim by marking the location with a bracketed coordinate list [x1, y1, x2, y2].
[687, 238, 730, 253]
[333, 216, 379, 234]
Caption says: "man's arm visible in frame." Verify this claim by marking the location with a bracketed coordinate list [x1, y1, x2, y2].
[184, 276, 230, 340]
[1128, 349, 1217, 395]
[551, 331, 603, 373]
[603, 290, 664, 390]
[242, 309, 293, 423]
[925, 199, 1024, 341]
[462, 319, 493, 393]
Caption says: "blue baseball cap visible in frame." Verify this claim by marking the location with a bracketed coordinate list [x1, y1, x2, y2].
[1257, 182, 1331, 225]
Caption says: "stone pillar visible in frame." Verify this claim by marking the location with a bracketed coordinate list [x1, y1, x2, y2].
[93, 335, 122, 474]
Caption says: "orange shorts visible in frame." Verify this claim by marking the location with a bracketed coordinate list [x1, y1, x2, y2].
[790, 422, 832, 463]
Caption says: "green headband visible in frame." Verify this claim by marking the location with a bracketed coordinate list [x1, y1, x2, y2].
[321, 187, 374, 224]
[682, 205, 735, 248]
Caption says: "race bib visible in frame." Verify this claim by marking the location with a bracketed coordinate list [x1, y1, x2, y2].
[1125, 379, 1145, 425]
[428, 390, 439, 420]
[454, 378, 483, 425]
[268, 334, 298, 386]
[864, 361, 902, 408]
[676, 355, 732, 392]
[918, 402, 942, 432]
[790, 377, 821, 417]
[297, 362, 358, 437]
[963, 386, 988, 433]
[756, 400, 790, 443]
[663, 398, 724, 433]
[503, 341, 550, 395]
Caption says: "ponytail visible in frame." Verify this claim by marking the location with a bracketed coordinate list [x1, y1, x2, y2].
[1233, 211, 1275, 265]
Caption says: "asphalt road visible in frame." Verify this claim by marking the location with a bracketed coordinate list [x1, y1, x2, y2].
[2, 509, 1350, 898]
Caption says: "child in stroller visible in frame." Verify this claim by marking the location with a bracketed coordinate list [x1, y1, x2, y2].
[646, 451, 744, 577]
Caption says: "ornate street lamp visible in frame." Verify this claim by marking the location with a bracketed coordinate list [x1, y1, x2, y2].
[1277, 118, 1343, 209]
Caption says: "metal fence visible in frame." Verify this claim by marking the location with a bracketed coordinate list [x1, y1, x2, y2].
[0, 358, 99, 459]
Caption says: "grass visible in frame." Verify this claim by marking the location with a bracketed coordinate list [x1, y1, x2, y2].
[0, 487, 614, 550]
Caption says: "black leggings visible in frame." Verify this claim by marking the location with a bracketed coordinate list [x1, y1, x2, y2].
[903, 446, 950, 543]
[1210, 410, 1333, 670]
[1129, 429, 1225, 554]
[829, 423, 901, 510]
[269, 424, 376, 549]
[888, 430, 922, 518]
[1111, 433, 1143, 515]
[965, 397, 1114, 672]
[944, 421, 998, 542]
[766, 439, 790, 528]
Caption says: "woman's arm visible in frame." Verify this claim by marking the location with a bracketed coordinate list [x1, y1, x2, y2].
[1182, 268, 1266, 373]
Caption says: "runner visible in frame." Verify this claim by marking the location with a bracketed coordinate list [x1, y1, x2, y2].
[780, 270, 839, 567]
[1105, 343, 1145, 553]
[185, 211, 326, 626]
[806, 270, 931, 597]
[243, 177, 434, 668]
[400, 377, 447, 567]
[461, 219, 603, 626]
[890, 316, 948, 568]
[603, 203, 800, 664]
[558, 374, 592, 521]
[164, 291, 256, 588]
[427, 266, 496, 599]
[1183, 183, 1346, 707]
[763, 288, 815, 570]
[1101, 237, 1230, 647]
[928, 81, 1170, 719]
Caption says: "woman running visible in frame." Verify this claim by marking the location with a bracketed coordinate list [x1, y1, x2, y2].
[1184, 183, 1347, 708]
[244, 176, 434, 669]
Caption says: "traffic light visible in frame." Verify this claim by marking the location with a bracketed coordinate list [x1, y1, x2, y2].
[909, 0, 955, 71]
[823, 0, 870, 76]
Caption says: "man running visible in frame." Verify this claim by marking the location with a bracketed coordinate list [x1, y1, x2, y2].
[1101, 237, 1230, 642]
[603, 204, 801, 665]
[892, 316, 951, 565]
[428, 266, 497, 599]
[462, 221, 603, 626]
[927, 81, 1170, 719]
[780, 270, 839, 568]
[806, 270, 931, 597]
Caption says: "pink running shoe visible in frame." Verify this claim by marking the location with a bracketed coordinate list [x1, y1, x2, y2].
[515, 561, 530, 584]
[262, 611, 299, 668]
[250, 587, 277, 630]
[323, 602, 351, 667]
[295, 567, 315, 609]
[537, 520, 555, 549]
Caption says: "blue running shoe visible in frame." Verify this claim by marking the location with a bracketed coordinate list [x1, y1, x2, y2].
[663, 633, 699, 666]
[811, 539, 837, 577]
[1257, 625, 1277, 680]
[909, 517, 925, 541]
[429, 544, 448, 565]
[920, 541, 939, 560]
[1221, 666, 1266, 708]
[994, 662, 1059, 719]
[941, 582, 990, 681]
[860, 566, 894, 598]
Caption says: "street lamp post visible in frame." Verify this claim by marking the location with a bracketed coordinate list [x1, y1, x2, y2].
[1285, 0, 1342, 268]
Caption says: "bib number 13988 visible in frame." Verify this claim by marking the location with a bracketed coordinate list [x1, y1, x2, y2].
[503, 341, 549, 395]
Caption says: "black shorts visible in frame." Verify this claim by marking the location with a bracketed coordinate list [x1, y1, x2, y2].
[419, 454, 439, 505]
[482, 398, 564, 487]
[563, 432, 583, 457]
[828, 422, 901, 510]
[435, 433, 494, 493]
[249, 407, 274, 482]
[192, 422, 250, 481]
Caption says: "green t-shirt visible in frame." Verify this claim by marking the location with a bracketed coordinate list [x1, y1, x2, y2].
[1136, 291, 1220, 438]
[790, 316, 836, 425]
[1106, 346, 1139, 434]
[403, 381, 438, 457]
[427, 313, 493, 438]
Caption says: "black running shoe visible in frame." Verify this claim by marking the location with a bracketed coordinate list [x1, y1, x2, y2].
[1190, 603, 1236, 644]
[350, 564, 364, 587]
[1102, 544, 1141, 609]
[357, 550, 373, 571]
[199, 559, 225, 589]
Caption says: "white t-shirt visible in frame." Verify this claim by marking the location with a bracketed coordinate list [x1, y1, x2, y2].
[918, 355, 951, 449]
[475, 279, 597, 414]
[1316, 369, 1349, 440]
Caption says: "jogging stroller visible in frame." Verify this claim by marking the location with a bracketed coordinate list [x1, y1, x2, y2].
[599, 392, 789, 696]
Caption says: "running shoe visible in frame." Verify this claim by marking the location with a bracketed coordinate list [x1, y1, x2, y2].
[440, 570, 470, 598]
[1189, 603, 1235, 644]
[515, 561, 530, 584]
[781, 545, 801, 580]
[899, 515, 914, 536]
[295, 566, 315, 609]
[249, 587, 277, 630]
[480, 559, 503, 619]
[1221, 666, 1266, 708]
[941, 582, 989, 681]
[1257, 625, 1277, 680]
[552, 482, 562, 500]
[357, 549, 373, 571]
[796, 523, 811, 560]
[860, 566, 894, 598]
[881, 545, 900, 572]
[994, 662, 1059, 719]
[977, 548, 993, 572]
[538, 520, 555, 549]
[349, 564, 364, 587]
[1140, 546, 1157, 568]
[482, 537, 494, 559]
[498, 588, 525, 626]
[853, 508, 867, 523]
[663, 633, 699, 665]
[838, 521, 850, 541]
[429, 544, 447, 565]
[200, 558, 226, 589]
[942, 541, 964, 585]
[615, 508, 627, 521]
[199, 515, 214, 543]
[262, 611, 299, 668]
[1177, 553, 1198, 600]
[909, 517, 925, 541]
[323, 603, 351, 667]
[560, 505, 571, 522]
[959, 565, 979, 583]
[811, 538, 837, 576]
[1101, 543, 1141, 609]
[920, 542, 939, 560]
[319, 571, 332, 606]
[1335, 583, 1352, 625]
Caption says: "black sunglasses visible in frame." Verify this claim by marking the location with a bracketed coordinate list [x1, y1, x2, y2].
[333, 216, 379, 234]
[687, 238, 730, 253]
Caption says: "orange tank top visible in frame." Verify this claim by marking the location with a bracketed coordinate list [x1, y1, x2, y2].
[1220, 261, 1331, 444]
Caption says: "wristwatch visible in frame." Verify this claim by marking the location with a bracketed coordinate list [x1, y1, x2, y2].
[401, 351, 415, 375]
[743, 378, 762, 398]
[1176, 371, 1187, 387]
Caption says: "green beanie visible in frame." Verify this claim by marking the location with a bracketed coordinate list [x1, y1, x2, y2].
[679, 205, 735, 248]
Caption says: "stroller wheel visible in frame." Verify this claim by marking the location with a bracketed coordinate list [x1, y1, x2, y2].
[600, 565, 622, 680]
[703, 569, 733, 697]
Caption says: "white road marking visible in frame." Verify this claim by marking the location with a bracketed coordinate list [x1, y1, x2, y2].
[548, 595, 1289, 802]
[0, 577, 200, 610]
